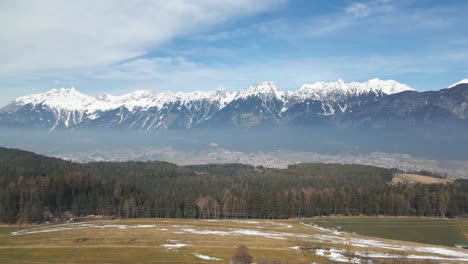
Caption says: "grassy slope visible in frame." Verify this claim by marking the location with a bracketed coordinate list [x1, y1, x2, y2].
[0, 218, 467, 264]
[392, 173, 452, 185]
[0, 219, 315, 264]
[305, 217, 468, 247]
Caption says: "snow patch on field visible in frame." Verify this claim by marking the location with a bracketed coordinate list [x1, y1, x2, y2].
[180, 228, 308, 240]
[292, 246, 468, 263]
[193, 253, 223, 261]
[232, 220, 260, 224]
[98, 224, 155, 229]
[11, 227, 79, 236]
[162, 243, 189, 250]
[297, 248, 355, 263]
[316, 248, 360, 263]
[10, 222, 156, 236]
[312, 234, 468, 261]
[265, 221, 293, 228]
[298, 222, 468, 263]
[300, 222, 342, 235]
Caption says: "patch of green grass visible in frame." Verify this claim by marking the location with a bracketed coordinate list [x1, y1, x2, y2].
[304, 217, 468, 247]
[0, 226, 17, 237]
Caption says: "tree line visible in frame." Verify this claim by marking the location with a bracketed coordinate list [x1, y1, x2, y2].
[0, 147, 466, 223]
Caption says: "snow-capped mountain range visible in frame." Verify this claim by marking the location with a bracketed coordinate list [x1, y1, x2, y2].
[15, 87, 235, 112]
[1, 78, 467, 130]
[13, 78, 412, 112]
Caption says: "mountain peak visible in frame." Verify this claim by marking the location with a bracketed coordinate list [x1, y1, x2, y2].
[236, 81, 284, 100]
[8, 79, 415, 114]
[363, 78, 413, 94]
[448, 78, 468, 88]
[2, 79, 465, 131]
[296, 78, 413, 100]
[15, 87, 96, 111]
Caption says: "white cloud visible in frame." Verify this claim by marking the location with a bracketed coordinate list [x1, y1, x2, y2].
[0, 0, 285, 76]
[1, 49, 467, 106]
[85, 50, 468, 92]
[254, 0, 464, 40]
[96, 57, 199, 80]
[345, 3, 371, 17]
[196, 1, 401, 40]
[345, 0, 395, 18]
[1, 0, 468, 106]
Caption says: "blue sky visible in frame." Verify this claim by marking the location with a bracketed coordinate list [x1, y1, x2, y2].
[1, 0, 468, 105]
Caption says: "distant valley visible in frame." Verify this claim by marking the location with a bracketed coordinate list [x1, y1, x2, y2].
[1, 78, 467, 179]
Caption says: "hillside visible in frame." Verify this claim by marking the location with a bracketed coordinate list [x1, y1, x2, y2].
[2, 218, 468, 263]
[392, 173, 453, 185]
[0, 147, 467, 223]
[1, 80, 466, 131]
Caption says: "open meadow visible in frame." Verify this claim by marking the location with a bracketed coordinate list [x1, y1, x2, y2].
[391, 174, 453, 185]
[0, 218, 467, 264]
[305, 217, 468, 247]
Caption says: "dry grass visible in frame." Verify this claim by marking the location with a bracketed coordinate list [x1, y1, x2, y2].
[0, 219, 316, 263]
[392, 173, 452, 185]
[0, 218, 466, 263]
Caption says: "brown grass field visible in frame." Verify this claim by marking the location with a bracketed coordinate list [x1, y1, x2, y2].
[391, 173, 452, 185]
[0, 217, 467, 263]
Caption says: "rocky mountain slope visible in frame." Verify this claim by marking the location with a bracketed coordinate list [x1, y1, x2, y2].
[1, 79, 466, 131]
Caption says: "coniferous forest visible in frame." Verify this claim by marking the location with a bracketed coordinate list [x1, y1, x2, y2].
[0, 147, 466, 223]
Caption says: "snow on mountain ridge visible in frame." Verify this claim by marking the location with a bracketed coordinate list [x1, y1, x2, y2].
[294, 78, 413, 101]
[14, 88, 237, 113]
[11, 79, 413, 113]
[235, 81, 285, 101]
[16, 87, 98, 111]
[210, 89, 237, 108]
[448, 78, 468, 88]
[2, 79, 426, 131]
[364, 78, 414, 94]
